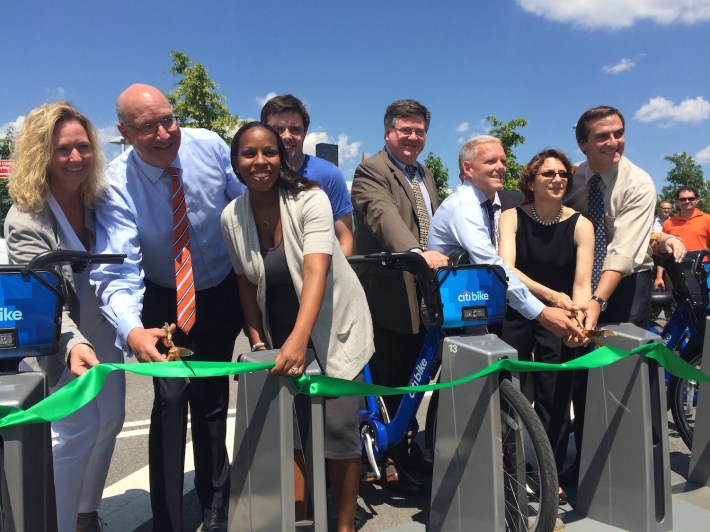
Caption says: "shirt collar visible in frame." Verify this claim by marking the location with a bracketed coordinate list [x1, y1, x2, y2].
[385, 146, 418, 178]
[129, 149, 181, 184]
[581, 159, 621, 189]
[462, 180, 492, 205]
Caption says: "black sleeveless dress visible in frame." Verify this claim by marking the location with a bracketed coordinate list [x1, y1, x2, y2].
[502, 207, 581, 471]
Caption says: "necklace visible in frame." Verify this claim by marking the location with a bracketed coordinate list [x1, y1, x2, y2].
[252, 202, 277, 229]
[530, 203, 563, 226]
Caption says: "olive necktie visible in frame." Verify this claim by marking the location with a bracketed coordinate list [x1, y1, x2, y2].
[405, 164, 430, 250]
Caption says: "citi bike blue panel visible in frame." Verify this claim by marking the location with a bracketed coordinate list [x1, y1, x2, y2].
[436, 264, 508, 329]
[0, 270, 61, 360]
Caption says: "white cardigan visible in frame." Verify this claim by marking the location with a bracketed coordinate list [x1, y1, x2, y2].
[221, 186, 373, 380]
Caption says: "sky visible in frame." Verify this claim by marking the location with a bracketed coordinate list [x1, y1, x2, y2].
[1, 0, 709, 192]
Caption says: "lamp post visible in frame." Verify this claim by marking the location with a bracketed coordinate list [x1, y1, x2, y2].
[109, 136, 127, 154]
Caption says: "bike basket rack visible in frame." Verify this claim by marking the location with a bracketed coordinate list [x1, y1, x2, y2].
[0, 266, 63, 361]
[435, 264, 508, 329]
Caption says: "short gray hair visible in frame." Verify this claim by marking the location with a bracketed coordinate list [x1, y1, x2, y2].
[458, 135, 501, 180]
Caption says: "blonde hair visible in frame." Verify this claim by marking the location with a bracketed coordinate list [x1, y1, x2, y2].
[9, 101, 107, 212]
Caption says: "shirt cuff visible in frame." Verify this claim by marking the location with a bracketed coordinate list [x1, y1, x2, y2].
[118, 315, 144, 352]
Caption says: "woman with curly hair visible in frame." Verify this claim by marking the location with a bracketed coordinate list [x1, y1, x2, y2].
[498, 148, 594, 503]
[4, 101, 125, 532]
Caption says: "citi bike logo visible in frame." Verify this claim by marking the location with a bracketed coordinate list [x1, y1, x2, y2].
[0, 307, 23, 321]
[458, 290, 489, 302]
[408, 358, 428, 398]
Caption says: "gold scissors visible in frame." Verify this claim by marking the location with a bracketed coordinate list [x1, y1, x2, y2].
[573, 313, 616, 346]
[162, 323, 194, 382]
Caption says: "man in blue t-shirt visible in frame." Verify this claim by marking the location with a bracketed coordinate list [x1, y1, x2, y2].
[261, 94, 353, 255]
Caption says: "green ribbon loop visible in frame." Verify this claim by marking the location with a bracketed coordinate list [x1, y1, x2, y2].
[0, 342, 706, 429]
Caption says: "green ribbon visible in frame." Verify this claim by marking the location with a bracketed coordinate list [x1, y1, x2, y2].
[0, 343, 706, 429]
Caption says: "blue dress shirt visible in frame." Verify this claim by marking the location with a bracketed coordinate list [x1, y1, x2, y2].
[428, 181, 545, 320]
[91, 128, 247, 349]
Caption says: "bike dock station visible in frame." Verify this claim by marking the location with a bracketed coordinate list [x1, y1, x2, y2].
[575, 323, 673, 530]
[689, 316, 710, 485]
[223, 324, 710, 532]
[228, 349, 327, 532]
[429, 333, 516, 531]
[0, 371, 57, 532]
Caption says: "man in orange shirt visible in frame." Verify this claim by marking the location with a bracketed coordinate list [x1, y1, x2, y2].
[663, 186, 710, 250]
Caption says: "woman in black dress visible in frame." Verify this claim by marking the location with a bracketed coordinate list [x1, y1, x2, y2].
[498, 148, 594, 503]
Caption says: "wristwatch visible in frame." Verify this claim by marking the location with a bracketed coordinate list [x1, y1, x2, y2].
[590, 295, 608, 311]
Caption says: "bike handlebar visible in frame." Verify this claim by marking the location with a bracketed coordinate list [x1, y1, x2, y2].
[347, 251, 463, 320]
[27, 250, 126, 272]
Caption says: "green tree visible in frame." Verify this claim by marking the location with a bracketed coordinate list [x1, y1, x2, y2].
[659, 152, 710, 213]
[166, 51, 242, 143]
[0, 127, 15, 226]
[486, 115, 528, 190]
[424, 152, 451, 200]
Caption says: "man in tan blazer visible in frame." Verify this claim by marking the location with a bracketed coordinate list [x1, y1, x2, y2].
[351, 99, 448, 495]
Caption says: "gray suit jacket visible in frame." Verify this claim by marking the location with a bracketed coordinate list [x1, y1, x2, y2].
[351, 149, 440, 334]
[4, 204, 92, 386]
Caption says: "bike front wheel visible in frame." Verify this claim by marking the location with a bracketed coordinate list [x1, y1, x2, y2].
[669, 349, 702, 450]
[500, 378, 559, 532]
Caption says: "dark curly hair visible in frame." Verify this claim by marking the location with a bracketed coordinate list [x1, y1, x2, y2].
[518, 148, 575, 203]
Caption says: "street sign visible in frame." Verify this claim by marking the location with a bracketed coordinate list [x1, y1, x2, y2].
[0, 160, 10, 179]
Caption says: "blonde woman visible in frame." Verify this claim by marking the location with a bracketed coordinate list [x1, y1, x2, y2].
[4, 101, 125, 532]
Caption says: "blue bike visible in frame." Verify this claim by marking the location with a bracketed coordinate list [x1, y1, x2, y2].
[349, 251, 558, 532]
[648, 249, 709, 449]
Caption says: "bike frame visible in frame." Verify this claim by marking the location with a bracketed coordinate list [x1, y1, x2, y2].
[359, 316, 442, 460]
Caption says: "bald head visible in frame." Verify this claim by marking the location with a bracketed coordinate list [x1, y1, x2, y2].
[116, 84, 171, 124]
[116, 83, 181, 168]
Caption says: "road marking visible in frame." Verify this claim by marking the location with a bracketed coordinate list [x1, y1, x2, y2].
[100, 411, 236, 529]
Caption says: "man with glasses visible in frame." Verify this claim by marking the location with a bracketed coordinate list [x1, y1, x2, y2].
[91, 84, 246, 532]
[652, 201, 673, 290]
[351, 99, 449, 495]
[662, 187, 710, 250]
[654, 201, 673, 232]
[260, 94, 353, 254]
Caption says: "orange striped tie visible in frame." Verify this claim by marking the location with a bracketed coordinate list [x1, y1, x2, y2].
[168, 167, 196, 333]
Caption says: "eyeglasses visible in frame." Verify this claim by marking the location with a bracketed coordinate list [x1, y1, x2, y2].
[392, 127, 427, 139]
[124, 116, 178, 136]
[678, 197, 697, 203]
[537, 170, 570, 179]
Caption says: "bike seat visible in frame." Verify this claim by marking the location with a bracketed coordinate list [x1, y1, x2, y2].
[650, 290, 674, 308]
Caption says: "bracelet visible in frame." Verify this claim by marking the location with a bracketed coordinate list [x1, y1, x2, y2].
[251, 342, 266, 352]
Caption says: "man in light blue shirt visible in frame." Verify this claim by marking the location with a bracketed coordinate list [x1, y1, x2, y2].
[428, 135, 583, 338]
[91, 84, 245, 532]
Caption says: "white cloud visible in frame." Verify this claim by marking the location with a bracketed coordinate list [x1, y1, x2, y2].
[696, 144, 710, 164]
[602, 58, 636, 74]
[97, 124, 121, 145]
[303, 131, 329, 155]
[0, 116, 26, 137]
[635, 96, 710, 124]
[303, 130, 362, 165]
[517, 0, 710, 29]
[455, 122, 470, 133]
[255, 92, 278, 108]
